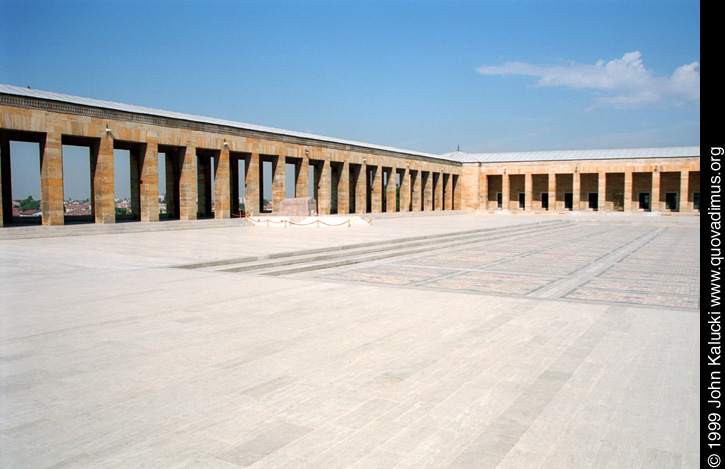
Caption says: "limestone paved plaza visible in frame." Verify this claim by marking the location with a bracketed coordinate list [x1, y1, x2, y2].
[0, 213, 700, 468]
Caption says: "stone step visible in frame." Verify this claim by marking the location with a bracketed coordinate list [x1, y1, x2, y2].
[239, 221, 572, 276]
[257, 222, 571, 277]
[172, 219, 567, 270]
[0, 218, 250, 239]
[174, 219, 568, 272]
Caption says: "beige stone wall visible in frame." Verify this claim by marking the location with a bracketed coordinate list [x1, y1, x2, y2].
[464, 158, 700, 214]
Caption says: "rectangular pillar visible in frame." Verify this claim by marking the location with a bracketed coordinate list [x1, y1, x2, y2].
[371, 164, 383, 213]
[179, 145, 197, 220]
[411, 170, 421, 212]
[40, 131, 65, 225]
[422, 171, 432, 211]
[651, 170, 661, 212]
[140, 140, 159, 222]
[91, 136, 115, 224]
[270, 155, 285, 212]
[524, 173, 533, 211]
[214, 147, 231, 219]
[444, 173, 452, 211]
[623, 171, 633, 212]
[244, 153, 260, 216]
[572, 171, 580, 211]
[679, 171, 689, 212]
[502, 173, 510, 211]
[479, 169, 488, 211]
[385, 168, 396, 213]
[297, 157, 309, 198]
[434, 172, 443, 210]
[598, 173, 606, 212]
[355, 163, 366, 213]
[399, 168, 411, 212]
[548, 174, 556, 211]
[318, 159, 331, 215]
[338, 161, 350, 214]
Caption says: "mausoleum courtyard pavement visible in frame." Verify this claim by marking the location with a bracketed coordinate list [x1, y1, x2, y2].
[0, 212, 699, 467]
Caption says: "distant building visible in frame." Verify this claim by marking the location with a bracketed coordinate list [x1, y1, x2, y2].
[20, 210, 41, 217]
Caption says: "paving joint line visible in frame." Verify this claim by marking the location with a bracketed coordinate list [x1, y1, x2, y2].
[260, 224, 574, 277]
[529, 227, 667, 299]
[406, 224, 622, 288]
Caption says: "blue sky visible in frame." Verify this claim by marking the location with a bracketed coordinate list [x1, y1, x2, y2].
[0, 0, 700, 199]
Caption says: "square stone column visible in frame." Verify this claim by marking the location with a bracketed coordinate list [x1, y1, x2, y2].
[386, 168, 397, 213]
[411, 170, 422, 212]
[679, 171, 690, 212]
[244, 153, 260, 216]
[399, 167, 411, 212]
[272, 155, 286, 212]
[337, 161, 350, 214]
[92, 136, 115, 224]
[422, 172, 433, 211]
[502, 173, 510, 211]
[479, 170, 488, 211]
[623, 171, 633, 212]
[598, 173, 606, 212]
[524, 173, 533, 211]
[140, 140, 159, 222]
[318, 159, 331, 215]
[297, 157, 309, 198]
[355, 163, 366, 214]
[435, 172, 443, 210]
[548, 174, 556, 211]
[179, 145, 197, 220]
[444, 173, 453, 210]
[651, 170, 661, 212]
[572, 171, 580, 211]
[214, 147, 231, 219]
[39, 131, 65, 225]
[370, 165, 383, 213]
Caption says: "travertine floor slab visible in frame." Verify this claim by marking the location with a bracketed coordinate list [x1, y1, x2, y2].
[0, 213, 699, 468]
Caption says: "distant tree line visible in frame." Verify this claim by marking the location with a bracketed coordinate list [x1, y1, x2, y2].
[19, 195, 40, 211]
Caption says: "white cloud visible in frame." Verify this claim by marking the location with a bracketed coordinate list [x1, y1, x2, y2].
[476, 51, 699, 109]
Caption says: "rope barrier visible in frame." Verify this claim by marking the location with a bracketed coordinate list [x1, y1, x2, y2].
[243, 214, 361, 227]
[223, 211, 368, 227]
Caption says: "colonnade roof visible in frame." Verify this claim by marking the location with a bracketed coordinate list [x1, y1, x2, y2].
[2, 84, 699, 165]
[441, 146, 700, 163]
[0, 84, 446, 162]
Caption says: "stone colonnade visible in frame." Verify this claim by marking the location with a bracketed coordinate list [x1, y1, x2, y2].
[461, 160, 701, 213]
[0, 104, 461, 226]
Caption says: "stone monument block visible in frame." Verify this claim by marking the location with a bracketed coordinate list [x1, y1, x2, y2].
[276, 197, 318, 216]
